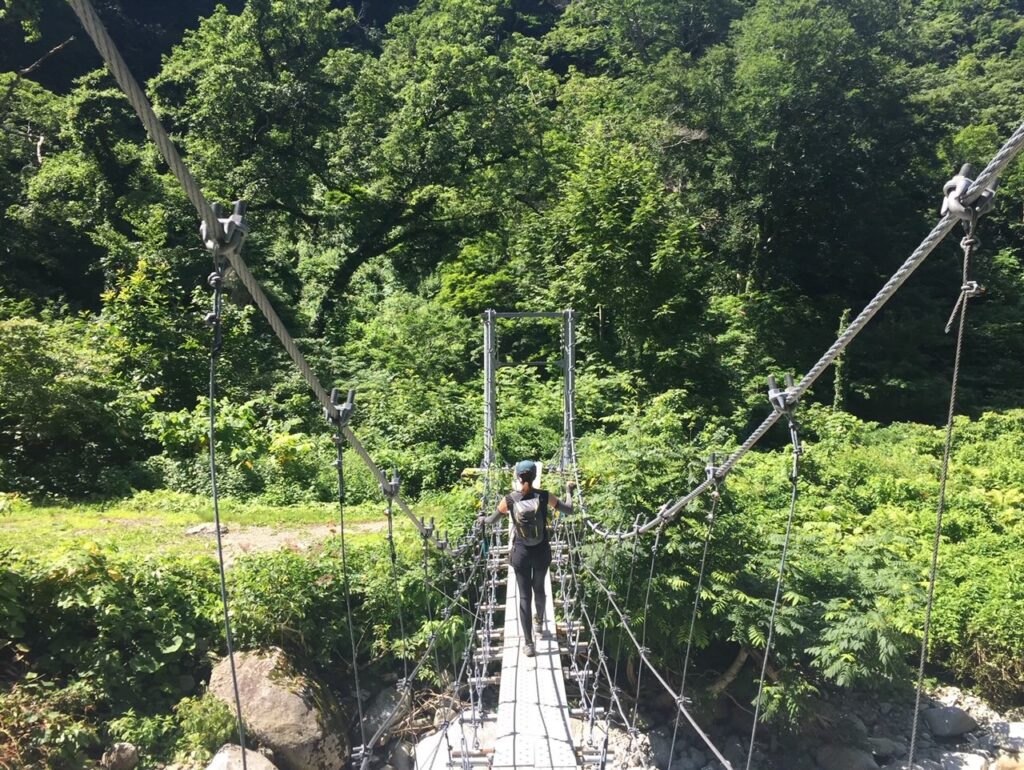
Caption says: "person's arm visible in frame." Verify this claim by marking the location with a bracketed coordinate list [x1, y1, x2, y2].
[478, 495, 508, 527]
[550, 493, 573, 516]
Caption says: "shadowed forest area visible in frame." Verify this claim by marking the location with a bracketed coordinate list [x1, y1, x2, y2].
[1, 1, 1023, 768]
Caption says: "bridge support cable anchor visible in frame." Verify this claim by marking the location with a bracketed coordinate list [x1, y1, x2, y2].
[743, 376, 803, 770]
[907, 164, 993, 770]
[202, 201, 251, 770]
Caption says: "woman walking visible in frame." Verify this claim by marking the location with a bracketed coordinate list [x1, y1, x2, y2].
[485, 460, 573, 657]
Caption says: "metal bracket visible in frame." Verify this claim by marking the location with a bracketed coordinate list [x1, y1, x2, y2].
[767, 374, 798, 415]
[941, 163, 996, 222]
[201, 200, 249, 259]
[327, 387, 355, 427]
[381, 469, 400, 500]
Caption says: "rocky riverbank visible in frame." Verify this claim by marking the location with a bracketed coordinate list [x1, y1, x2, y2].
[130, 649, 1021, 770]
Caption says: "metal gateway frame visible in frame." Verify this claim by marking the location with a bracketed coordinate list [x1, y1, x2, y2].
[481, 309, 576, 471]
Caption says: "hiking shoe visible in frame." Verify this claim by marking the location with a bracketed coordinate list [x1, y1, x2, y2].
[533, 614, 543, 633]
[523, 641, 536, 657]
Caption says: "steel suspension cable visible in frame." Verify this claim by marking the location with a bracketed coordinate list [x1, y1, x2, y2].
[364, 552, 486, 769]
[331, 429, 367, 759]
[577, 555, 733, 770]
[206, 263, 249, 770]
[608, 516, 644, 733]
[669, 485, 720, 767]
[906, 213, 980, 769]
[628, 523, 664, 735]
[745, 417, 802, 770]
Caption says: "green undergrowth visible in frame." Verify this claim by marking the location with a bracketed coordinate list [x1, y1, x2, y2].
[0, 524, 470, 768]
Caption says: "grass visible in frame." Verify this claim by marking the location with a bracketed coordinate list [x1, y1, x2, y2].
[0, 489, 413, 559]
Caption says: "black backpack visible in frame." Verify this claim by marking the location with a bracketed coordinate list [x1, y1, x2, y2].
[508, 491, 548, 546]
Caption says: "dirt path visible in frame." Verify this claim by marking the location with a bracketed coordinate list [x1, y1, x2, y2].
[186, 520, 389, 566]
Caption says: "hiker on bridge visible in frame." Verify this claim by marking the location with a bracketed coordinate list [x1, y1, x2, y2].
[484, 460, 573, 657]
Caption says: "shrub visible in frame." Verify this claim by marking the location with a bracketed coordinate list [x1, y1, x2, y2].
[0, 316, 154, 497]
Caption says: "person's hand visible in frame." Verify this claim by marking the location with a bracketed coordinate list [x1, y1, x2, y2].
[567, 480, 577, 495]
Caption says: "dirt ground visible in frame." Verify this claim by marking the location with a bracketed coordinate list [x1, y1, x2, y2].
[185, 519, 389, 566]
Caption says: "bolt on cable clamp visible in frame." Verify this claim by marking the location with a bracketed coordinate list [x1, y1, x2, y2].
[201, 200, 249, 258]
[942, 164, 996, 222]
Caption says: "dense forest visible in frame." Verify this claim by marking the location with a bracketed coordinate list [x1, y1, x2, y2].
[1, 0, 1023, 768]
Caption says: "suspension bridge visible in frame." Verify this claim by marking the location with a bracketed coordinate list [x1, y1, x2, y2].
[62, 1, 1024, 768]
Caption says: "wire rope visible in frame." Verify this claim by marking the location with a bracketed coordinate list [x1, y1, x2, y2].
[628, 523, 664, 738]
[745, 418, 802, 770]
[906, 214, 979, 768]
[331, 429, 368, 760]
[65, 0, 478, 548]
[669, 486, 720, 767]
[206, 263, 249, 770]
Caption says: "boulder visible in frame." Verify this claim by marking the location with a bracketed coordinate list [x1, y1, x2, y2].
[939, 752, 988, 770]
[206, 745, 279, 770]
[815, 744, 879, 770]
[924, 708, 978, 739]
[361, 686, 410, 744]
[869, 737, 906, 760]
[390, 740, 415, 770]
[101, 742, 139, 770]
[991, 723, 1024, 753]
[208, 648, 348, 770]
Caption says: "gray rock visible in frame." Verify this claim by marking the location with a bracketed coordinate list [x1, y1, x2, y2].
[722, 735, 746, 769]
[815, 744, 879, 770]
[391, 740, 415, 770]
[869, 737, 906, 760]
[924, 708, 979, 739]
[648, 727, 674, 769]
[990, 722, 1024, 753]
[206, 745, 279, 770]
[939, 752, 988, 770]
[101, 742, 139, 770]
[208, 648, 349, 770]
[361, 687, 410, 744]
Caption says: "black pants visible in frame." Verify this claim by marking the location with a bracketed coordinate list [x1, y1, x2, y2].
[510, 540, 551, 644]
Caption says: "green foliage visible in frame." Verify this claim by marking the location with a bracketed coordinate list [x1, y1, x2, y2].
[0, 683, 99, 770]
[584, 406, 1024, 717]
[0, 315, 154, 497]
[172, 693, 237, 763]
[106, 694, 236, 767]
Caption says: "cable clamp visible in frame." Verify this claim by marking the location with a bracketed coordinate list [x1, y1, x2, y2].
[201, 200, 249, 258]
[381, 469, 400, 500]
[941, 163, 996, 222]
[326, 388, 355, 427]
[767, 374, 798, 415]
[962, 280, 983, 298]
